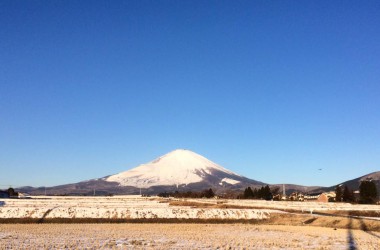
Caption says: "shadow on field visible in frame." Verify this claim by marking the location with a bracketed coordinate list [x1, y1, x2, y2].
[359, 218, 380, 239]
[347, 216, 380, 249]
[347, 218, 357, 250]
[0, 201, 5, 207]
[38, 206, 59, 223]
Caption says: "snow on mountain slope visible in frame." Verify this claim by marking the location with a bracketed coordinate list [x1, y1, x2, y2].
[106, 149, 241, 188]
[220, 178, 241, 185]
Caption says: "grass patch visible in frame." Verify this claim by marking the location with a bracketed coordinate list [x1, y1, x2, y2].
[311, 210, 380, 218]
[168, 200, 255, 209]
[168, 200, 303, 212]
[0, 214, 379, 231]
[266, 213, 380, 232]
[0, 218, 266, 224]
[303, 218, 317, 224]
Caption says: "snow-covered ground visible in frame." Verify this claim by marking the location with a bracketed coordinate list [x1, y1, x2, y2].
[1, 196, 379, 249]
[203, 198, 380, 212]
[1, 195, 379, 220]
[0, 196, 273, 219]
[1, 224, 379, 249]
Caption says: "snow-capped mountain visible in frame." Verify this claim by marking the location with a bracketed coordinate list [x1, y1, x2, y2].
[106, 149, 248, 188]
[16, 149, 378, 196]
[19, 149, 265, 195]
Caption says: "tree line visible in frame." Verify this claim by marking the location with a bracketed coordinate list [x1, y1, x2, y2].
[336, 180, 378, 204]
[158, 188, 215, 198]
[335, 185, 355, 202]
[0, 187, 19, 197]
[238, 185, 276, 200]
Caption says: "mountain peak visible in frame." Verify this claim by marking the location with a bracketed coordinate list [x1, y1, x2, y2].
[153, 149, 197, 163]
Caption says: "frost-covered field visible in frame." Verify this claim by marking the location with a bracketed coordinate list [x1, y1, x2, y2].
[1, 196, 380, 249]
[1, 223, 379, 249]
[0, 196, 276, 220]
[179, 197, 380, 212]
[1, 195, 379, 220]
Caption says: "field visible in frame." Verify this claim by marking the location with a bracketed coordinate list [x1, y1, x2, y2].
[1, 196, 380, 249]
[0, 196, 278, 220]
[1, 195, 380, 220]
[1, 224, 379, 249]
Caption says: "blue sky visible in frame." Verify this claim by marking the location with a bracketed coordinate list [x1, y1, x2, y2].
[1, 1, 379, 188]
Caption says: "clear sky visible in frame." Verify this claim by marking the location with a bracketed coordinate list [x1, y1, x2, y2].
[1, 1, 379, 188]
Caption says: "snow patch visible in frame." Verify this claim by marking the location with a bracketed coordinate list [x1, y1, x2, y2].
[219, 178, 240, 185]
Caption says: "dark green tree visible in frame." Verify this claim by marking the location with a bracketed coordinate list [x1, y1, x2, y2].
[263, 185, 272, 200]
[342, 186, 354, 202]
[257, 186, 265, 199]
[359, 180, 378, 204]
[335, 185, 343, 202]
[252, 188, 258, 198]
[202, 188, 215, 198]
[270, 186, 280, 196]
[7, 187, 17, 197]
[243, 187, 254, 199]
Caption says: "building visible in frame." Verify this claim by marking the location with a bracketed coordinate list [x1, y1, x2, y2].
[288, 192, 304, 201]
[304, 191, 336, 202]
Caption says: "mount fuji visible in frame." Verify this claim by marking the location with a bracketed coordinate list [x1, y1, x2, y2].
[106, 149, 255, 188]
[21, 149, 265, 195]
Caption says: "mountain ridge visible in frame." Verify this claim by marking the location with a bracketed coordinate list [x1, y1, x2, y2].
[15, 149, 378, 196]
[19, 149, 265, 195]
[327, 171, 380, 192]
